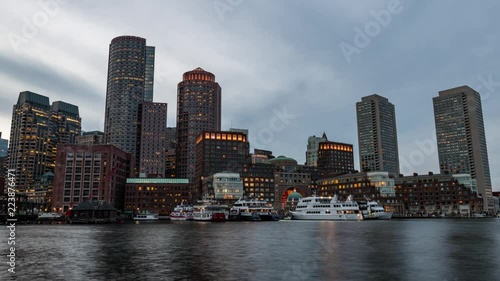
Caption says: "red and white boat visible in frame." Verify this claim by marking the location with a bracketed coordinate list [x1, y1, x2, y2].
[169, 203, 194, 221]
[192, 197, 229, 222]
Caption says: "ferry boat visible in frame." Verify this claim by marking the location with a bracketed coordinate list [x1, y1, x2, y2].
[193, 198, 229, 222]
[170, 204, 194, 221]
[133, 213, 159, 221]
[229, 198, 280, 221]
[358, 200, 393, 220]
[290, 195, 363, 221]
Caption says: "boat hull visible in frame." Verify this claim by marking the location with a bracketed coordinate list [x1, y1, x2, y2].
[258, 212, 280, 221]
[170, 216, 187, 221]
[212, 213, 226, 222]
[363, 212, 393, 220]
[193, 210, 212, 221]
[291, 212, 362, 221]
[133, 215, 159, 221]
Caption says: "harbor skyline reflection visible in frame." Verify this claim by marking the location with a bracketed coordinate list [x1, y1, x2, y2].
[1, 219, 499, 280]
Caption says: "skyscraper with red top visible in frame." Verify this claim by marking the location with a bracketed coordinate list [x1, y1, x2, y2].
[176, 67, 221, 183]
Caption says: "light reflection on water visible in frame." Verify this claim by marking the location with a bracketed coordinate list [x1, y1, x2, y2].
[0, 219, 499, 281]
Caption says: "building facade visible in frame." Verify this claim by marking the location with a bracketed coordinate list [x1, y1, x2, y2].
[356, 95, 400, 175]
[165, 149, 176, 178]
[241, 162, 276, 203]
[317, 140, 354, 176]
[194, 131, 249, 198]
[103, 35, 155, 157]
[166, 127, 177, 150]
[139, 102, 167, 177]
[251, 149, 274, 164]
[144, 46, 155, 102]
[53, 144, 134, 212]
[317, 171, 398, 209]
[176, 67, 221, 181]
[493, 192, 499, 214]
[201, 172, 244, 204]
[394, 173, 483, 215]
[267, 156, 313, 209]
[51, 101, 81, 144]
[433, 85, 493, 211]
[7, 91, 81, 194]
[0, 132, 8, 157]
[305, 133, 327, 167]
[125, 178, 190, 216]
[76, 131, 104, 145]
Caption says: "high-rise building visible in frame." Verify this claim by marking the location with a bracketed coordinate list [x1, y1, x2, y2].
[7, 91, 81, 193]
[194, 131, 249, 197]
[139, 102, 167, 177]
[51, 101, 81, 144]
[103, 35, 155, 156]
[165, 127, 177, 177]
[144, 46, 155, 102]
[433, 85, 493, 211]
[0, 132, 8, 157]
[165, 149, 176, 178]
[305, 133, 327, 166]
[317, 140, 354, 175]
[356, 94, 400, 175]
[166, 127, 177, 150]
[176, 67, 221, 181]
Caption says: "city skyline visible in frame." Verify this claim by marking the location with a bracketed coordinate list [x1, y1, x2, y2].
[0, 1, 499, 191]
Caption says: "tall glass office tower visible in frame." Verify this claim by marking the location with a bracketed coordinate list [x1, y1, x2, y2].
[103, 35, 155, 156]
[433, 85, 492, 211]
[356, 95, 400, 175]
[176, 67, 221, 181]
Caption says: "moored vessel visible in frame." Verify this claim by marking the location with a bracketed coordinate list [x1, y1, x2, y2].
[358, 200, 393, 220]
[170, 203, 194, 221]
[37, 212, 62, 220]
[193, 198, 229, 222]
[133, 213, 159, 221]
[290, 195, 363, 221]
[229, 198, 279, 221]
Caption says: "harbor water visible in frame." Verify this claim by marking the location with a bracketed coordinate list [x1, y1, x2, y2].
[1, 219, 499, 281]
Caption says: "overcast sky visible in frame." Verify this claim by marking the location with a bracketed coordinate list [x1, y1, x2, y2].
[0, 0, 498, 190]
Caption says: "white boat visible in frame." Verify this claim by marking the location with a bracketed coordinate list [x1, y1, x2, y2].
[133, 213, 159, 221]
[290, 195, 363, 221]
[193, 198, 229, 221]
[230, 198, 280, 221]
[169, 204, 194, 221]
[359, 200, 393, 220]
[37, 212, 62, 219]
